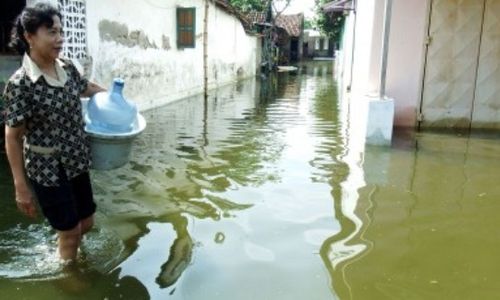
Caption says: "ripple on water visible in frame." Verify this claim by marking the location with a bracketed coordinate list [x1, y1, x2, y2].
[0, 224, 61, 280]
[0, 223, 125, 280]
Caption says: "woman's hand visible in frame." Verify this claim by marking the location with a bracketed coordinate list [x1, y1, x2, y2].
[5, 123, 37, 218]
[15, 183, 37, 218]
[81, 81, 106, 98]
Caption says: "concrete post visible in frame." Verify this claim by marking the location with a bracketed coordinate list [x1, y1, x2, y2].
[379, 0, 393, 98]
[366, 0, 394, 146]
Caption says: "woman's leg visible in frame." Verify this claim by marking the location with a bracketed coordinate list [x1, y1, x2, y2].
[57, 223, 82, 261]
[71, 172, 96, 237]
[80, 214, 94, 235]
[57, 214, 93, 261]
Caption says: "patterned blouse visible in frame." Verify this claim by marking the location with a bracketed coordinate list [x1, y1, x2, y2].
[3, 54, 91, 187]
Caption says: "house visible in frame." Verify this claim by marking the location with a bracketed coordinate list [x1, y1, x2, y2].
[1, 0, 261, 111]
[275, 13, 304, 64]
[328, 0, 500, 130]
[303, 29, 334, 59]
[245, 11, 305, 67]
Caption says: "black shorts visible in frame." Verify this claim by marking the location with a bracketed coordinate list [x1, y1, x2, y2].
[30, 167, 96, 231]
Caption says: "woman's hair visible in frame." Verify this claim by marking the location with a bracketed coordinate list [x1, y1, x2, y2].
[10, 2, 62, 55]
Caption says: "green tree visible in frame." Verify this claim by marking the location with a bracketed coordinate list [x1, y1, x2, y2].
[228, 0, 292, 72]
[304, 19, 313, 30]
[228, 0, 266, 12]
[314, 0, 345, 44]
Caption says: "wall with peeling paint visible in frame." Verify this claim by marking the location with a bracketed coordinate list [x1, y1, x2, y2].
[85, 0, 260, 111]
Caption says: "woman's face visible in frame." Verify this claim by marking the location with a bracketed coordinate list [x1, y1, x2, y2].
[25, 15, 63, 61]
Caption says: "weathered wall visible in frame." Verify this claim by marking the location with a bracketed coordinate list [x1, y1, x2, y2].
[206, 3, 259, 86]
[86, 0, 260, 111]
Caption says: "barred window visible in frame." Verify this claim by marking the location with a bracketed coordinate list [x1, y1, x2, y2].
[58, 0, 87, 59]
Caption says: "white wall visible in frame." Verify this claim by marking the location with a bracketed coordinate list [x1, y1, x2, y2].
[348, 0, 377, 97]
[336, 0, 429, 128]
[385, 0, 429, 127]
[85, 0, 260, 111]
[366, 0, 385, 95]
[207, 4, 259, 88]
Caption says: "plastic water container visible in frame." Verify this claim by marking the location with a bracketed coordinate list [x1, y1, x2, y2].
[86, 78, 138, 133]
[84, 78, 146, 170]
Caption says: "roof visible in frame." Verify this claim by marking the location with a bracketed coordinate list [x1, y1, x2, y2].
[246, 11, 267, 24]
[323, 0, 354, 12]
[275, 13, 304, 37]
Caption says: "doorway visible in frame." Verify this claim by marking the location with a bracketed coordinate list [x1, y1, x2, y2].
[420, 0, 500, 129]
[1, 0, 26, 54]
[290, 38, 299, 62]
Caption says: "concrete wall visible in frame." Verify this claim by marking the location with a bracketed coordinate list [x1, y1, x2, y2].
[348, 0, 377, 97]
[385, 0, 429, 128]
[85, 0, 260, 111]
[337, 0, 429, 128]
[366, 0, 385, 95]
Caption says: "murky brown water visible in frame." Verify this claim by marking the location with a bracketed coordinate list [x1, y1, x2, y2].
[1, 61, 500, 299]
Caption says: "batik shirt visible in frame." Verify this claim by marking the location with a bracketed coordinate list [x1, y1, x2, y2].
[3, 54, 91, 186]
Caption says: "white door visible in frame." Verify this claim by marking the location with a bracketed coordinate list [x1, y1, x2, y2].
[420, 0, 485, 128]
[471, 0, 500, 129]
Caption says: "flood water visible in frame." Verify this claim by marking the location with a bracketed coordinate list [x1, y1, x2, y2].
[1, 61, 500, 299]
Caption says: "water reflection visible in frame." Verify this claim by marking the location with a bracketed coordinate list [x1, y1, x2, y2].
[0, 61, 352, 299]
[301, 73, 371, 298]
[88, 73, 294, 296]
[328, 129, 500, 299]
[156, 215, 192, 288]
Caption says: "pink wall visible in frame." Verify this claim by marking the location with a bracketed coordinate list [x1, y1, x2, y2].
[367, 0, 385, 94]
[385, 0, 430, 128]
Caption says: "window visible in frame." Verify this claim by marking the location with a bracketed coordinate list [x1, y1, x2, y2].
[323, 39, 329, 51]
[319, 38, 324, 51]
[58, 0, 87, 59]
[177, 7, 196, 49]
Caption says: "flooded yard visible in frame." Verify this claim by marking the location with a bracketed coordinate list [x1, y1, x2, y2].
[1, 61, 500, 299]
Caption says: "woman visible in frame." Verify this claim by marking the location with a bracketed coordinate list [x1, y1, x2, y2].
[3, 3, 106, 262]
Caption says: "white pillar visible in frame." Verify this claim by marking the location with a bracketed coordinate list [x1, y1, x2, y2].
[366, 95, 394, 146]
[365, 0, 394, 146]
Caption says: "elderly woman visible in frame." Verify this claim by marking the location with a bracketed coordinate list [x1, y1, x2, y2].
[3, 3, 105, 262]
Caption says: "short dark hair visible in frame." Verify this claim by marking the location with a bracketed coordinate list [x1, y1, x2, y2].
[10, 2, 62, 55]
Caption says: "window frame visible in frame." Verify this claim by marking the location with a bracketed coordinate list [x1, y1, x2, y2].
[176, 7, 196, 49]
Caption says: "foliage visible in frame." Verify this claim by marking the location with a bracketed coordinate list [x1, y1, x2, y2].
[304, 19, 313, 30]
[228, 0, 292, 72]
[228, 0, 291, 15]
[228, 0, 267, 12]
[313, 0, 345, 43]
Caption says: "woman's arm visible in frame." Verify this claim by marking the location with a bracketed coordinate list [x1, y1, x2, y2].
[5, 124, 37, 218]
[81, 81, 107, 98]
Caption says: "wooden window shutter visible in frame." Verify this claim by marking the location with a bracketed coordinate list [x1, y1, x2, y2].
[177, 7, 196, 48]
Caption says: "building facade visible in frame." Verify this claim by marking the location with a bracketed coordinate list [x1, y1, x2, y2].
[331, 0, 500, 130]
[275, 13, 304, 64]
[2, 0, 261, 111]
[303, 29, 334, 58]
